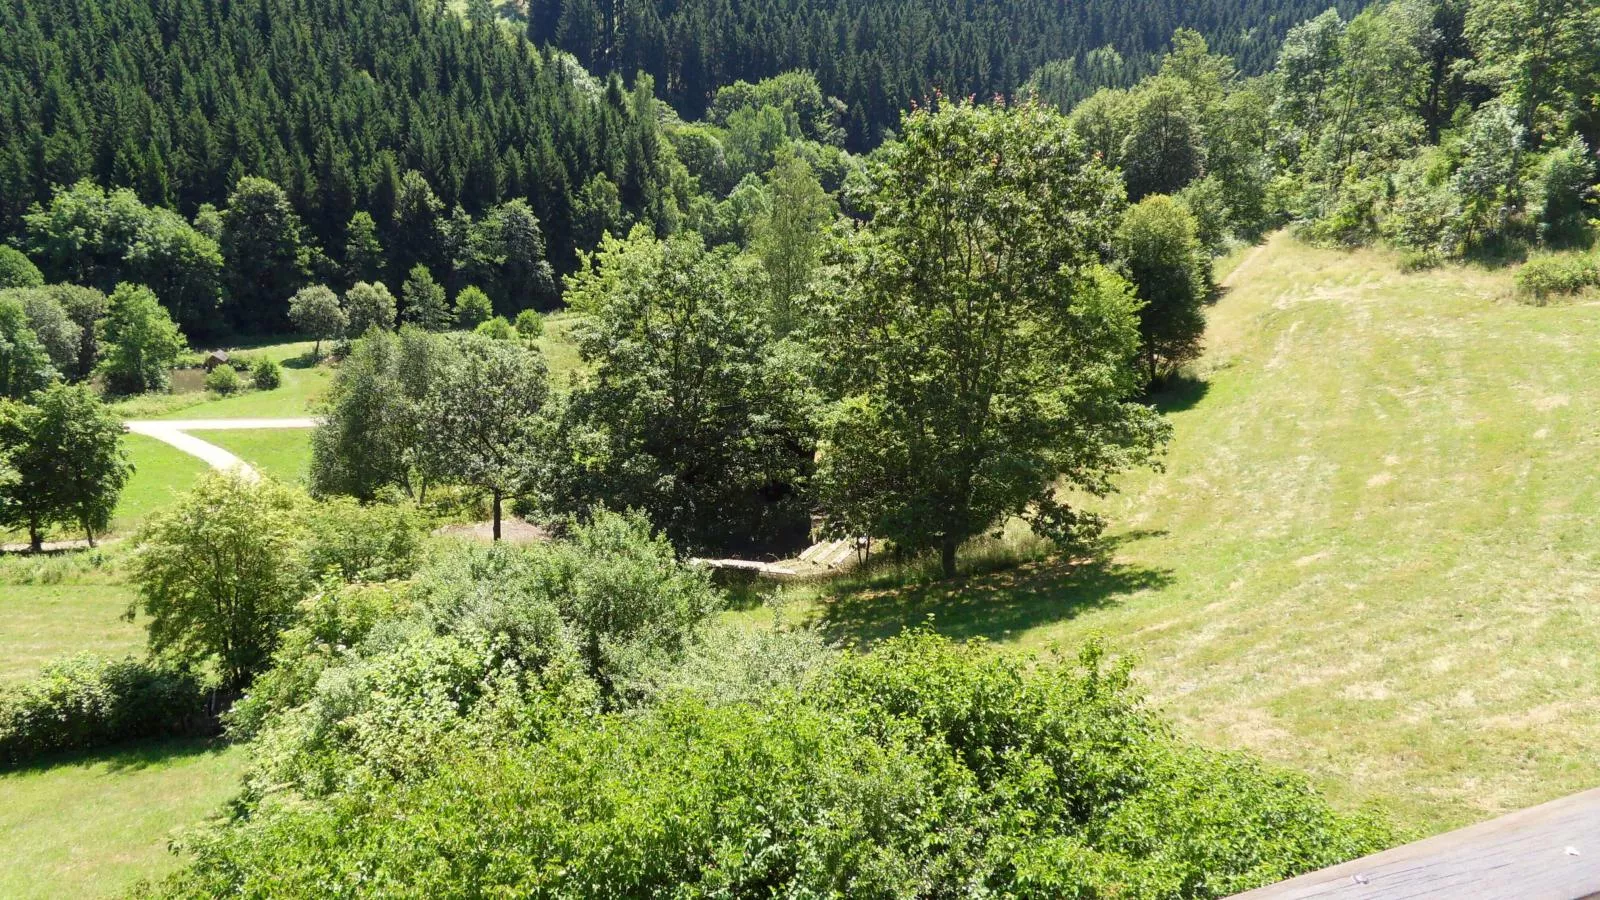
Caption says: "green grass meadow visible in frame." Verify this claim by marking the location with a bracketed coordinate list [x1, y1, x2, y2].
[0, 740, 246, 899]
[797, 234, 1600, 832]
[202, 429, 313, 484]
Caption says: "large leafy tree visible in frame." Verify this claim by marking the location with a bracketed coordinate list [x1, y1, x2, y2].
[98, 283, 186, 395]
[1466, 0, 1600, 142]
[0, 246, 42, 288]
[288, 286, 347, 359]
[131, 472, 307, 693]
[750, 151, 836, 334]
[556, 226, 819, 553]
[0, 383, 131, 549]
[458, 199, 558, 314]
[0, 292, 56, 398]
[21, 182, 222, 337]
[818, 99, 1168, 578]
[310, 327, 442, 501]
[11, 288, 81, 376]
[1118, 195, 1210, 383]
[418, 334, 549, 540]
[221, 177, 305, 333]
[343, 282, 398, 337]
[1120, 77, 1207, 200]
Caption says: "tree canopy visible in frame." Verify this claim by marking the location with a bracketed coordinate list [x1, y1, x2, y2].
[817, 100, 1169, 576]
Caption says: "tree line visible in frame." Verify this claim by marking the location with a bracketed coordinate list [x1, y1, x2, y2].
[0, 0, 677, 331]
[526, 0, 1369, 147]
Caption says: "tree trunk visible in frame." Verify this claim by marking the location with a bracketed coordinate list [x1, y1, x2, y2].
[29, 522, 42, 553]
[84, 521, 96, 549]
[492, 490, 503, 541]
[940, 535, 958, 580]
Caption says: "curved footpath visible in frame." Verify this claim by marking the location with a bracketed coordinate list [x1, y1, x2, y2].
[123, 417, 317, 481]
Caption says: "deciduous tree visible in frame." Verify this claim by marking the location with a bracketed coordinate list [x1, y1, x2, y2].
[288, 285, 346, 359]
[1118, 195, 1210, 383]
[130, 472, 307, 692]
[818, 100, 1167, 578]
[99, 283, 185, 394]
[555, 226, 818, 553]
[0, 383, 130, 549]
[419, 334, 549, 540]
[343, 281, 397, 336]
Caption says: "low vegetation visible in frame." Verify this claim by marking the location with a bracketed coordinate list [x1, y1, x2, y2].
[0, 655, 204, 768]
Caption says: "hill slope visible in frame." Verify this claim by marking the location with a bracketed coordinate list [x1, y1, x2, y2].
[817, 234, 1600, 831]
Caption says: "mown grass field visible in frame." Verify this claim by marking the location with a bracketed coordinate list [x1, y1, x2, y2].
[202, 429, 313, 484]
[0, 740, 245, 900]
[799, 233, 1600, 834]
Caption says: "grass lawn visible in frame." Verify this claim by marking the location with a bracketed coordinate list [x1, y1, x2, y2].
[0, 582, 140, 685]
[201, 429, 313, 484]
[538, 311, 586, 386]
[0, 740, 246, 899]
[113, 434, 210, 534]
[0, 548, 240, 899]
[800, 234, 1600, 834]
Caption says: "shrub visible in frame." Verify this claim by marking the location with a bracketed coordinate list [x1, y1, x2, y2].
[513, 308, 544, 340]
[161, 633, 1394, 897]
[252, 357, 282, 390]
[454, 285, 493, 328]
[302, 496, 426, 582]
[1535, 136, 1596, 248]
[0, 246, 43, 289]
[1515, 253, 1600, 302]
[0, 654, 205, 768]
[204, 363, 242, 395]
[473, 314, 514, 340]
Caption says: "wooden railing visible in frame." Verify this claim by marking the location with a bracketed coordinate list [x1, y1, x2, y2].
[1230, 788, 1600, 899]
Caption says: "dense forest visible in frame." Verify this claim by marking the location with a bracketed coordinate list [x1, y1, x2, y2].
[525, 0, 1370, 146]
[0, 0, 678, 332]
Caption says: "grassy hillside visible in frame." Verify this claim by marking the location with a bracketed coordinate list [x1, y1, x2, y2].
[807, 234, 1600, 832]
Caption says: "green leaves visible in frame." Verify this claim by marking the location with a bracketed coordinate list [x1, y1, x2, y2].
[131, 472, 309, 691]
[819, 100, 1165, 575]
[555, 226, 819, 553]
[98, 282, 186, 395]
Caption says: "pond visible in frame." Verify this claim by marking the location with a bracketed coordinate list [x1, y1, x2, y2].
[168, 368, 208, 394]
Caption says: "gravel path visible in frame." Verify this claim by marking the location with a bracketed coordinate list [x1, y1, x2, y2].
[124, 417, 317, 480]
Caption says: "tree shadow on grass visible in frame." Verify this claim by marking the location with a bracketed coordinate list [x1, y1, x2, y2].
[1147, 374, 1210, 414]
[4, 736, 229, 777]
[810, 536, 1174, 648]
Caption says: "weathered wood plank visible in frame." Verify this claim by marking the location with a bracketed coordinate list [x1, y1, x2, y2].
[687, 558, 798, 577]
[1230, 788, 1600, 899]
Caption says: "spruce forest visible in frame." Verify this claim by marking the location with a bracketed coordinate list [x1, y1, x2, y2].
[3, 0, 1600, 894]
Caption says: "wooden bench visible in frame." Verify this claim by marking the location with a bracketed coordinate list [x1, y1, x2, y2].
[1230, 788, 1600, 899]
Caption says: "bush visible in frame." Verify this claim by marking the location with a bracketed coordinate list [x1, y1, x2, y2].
[302, 496, 425, 582]
[204, 363, 242, 395]
[1515, 253, 1600, 302]
[0, 654, 205, 768]
[473, 314, 514, 340]
[0, 246, 43, 289]
[161, 633, 1393, 897]
[252, 357, 282, 390]
[1535, 136, 1596, 248]
[453, 285, 493, 328]
[513, 308, 544, 340]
